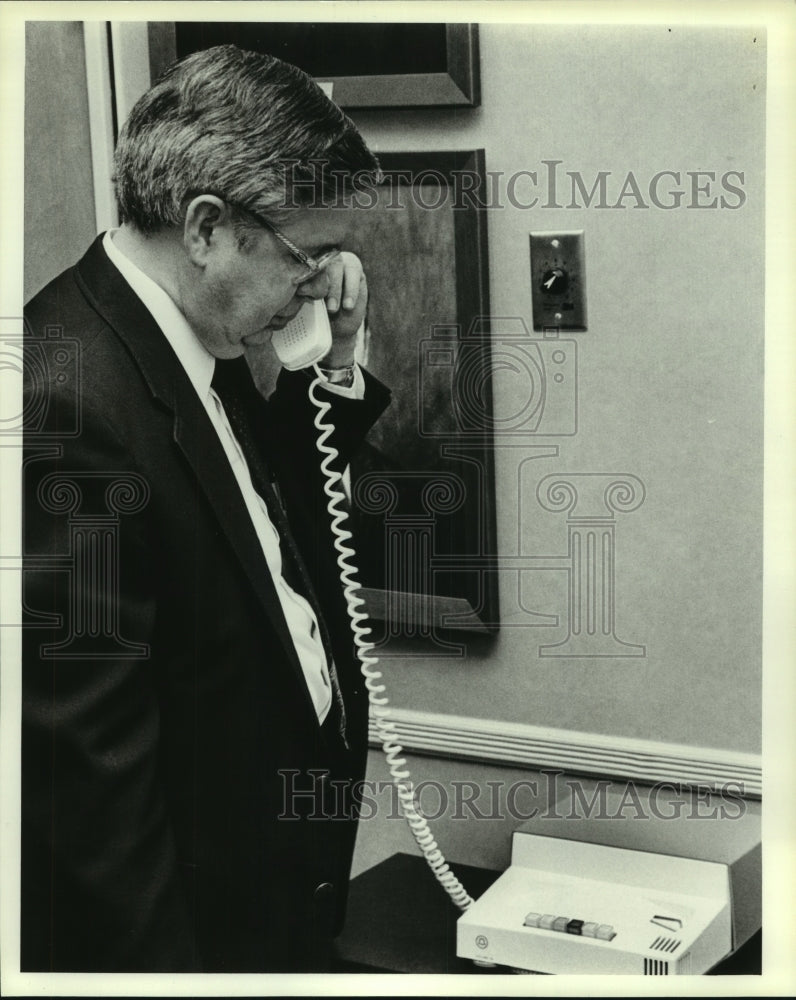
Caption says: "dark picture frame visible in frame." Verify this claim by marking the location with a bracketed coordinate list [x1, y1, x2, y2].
[147, 22, 480, 108]
[342, 151, 499, 641]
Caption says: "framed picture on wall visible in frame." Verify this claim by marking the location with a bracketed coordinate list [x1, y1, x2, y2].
[244, 150, 499, 643]
[148, 21, 480, 108]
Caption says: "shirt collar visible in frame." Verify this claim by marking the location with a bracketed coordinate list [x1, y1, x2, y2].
[102, 229, 216, 400]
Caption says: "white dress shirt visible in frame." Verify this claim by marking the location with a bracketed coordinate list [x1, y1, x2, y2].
[103, 230, 359, 722]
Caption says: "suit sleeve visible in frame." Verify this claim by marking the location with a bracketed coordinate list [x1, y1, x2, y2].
[264, 365, 392, 476]
[21, 383, 199, 971]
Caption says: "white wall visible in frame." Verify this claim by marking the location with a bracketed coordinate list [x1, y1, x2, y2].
[24, 21, 97, 301]
[349, 24, 765, 756]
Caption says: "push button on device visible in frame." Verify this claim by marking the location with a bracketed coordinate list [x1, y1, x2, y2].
[522, 913, 616, 941]
[596, 924, 616, 941]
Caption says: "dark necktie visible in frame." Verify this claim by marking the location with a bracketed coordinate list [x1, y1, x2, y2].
[210, 358, 347, 745]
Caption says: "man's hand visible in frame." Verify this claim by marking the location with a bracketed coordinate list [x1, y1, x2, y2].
[322, 251, 367, 368]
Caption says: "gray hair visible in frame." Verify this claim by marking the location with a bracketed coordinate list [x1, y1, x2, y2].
[113, 45, 380, 233]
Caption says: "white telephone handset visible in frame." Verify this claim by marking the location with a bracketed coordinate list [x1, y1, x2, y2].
[271, 298, 333, 371]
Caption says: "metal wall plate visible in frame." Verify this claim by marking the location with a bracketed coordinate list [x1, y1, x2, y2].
[529, 231, 587, 332]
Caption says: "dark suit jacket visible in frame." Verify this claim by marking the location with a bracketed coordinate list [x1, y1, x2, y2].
[21, 236, 391, 972]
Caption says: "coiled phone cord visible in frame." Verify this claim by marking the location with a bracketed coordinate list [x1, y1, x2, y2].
[309, 377, 474, 913]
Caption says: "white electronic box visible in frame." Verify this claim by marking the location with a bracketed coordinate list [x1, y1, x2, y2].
[457, 789, 760, 975]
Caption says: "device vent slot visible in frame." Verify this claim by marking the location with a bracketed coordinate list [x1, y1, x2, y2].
[644, 957, 670, 975]
[650, 936, 681, 953]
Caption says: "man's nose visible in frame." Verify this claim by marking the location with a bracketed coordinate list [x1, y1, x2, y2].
[296, 270, 330, 300]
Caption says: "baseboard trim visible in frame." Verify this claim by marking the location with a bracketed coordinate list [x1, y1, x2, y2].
[368, 709, 762, 798]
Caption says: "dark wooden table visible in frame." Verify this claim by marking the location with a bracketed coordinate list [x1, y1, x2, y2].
[333, 853, 761, 976]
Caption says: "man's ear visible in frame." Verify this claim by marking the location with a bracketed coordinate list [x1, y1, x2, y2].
[183, 195, 231, 266]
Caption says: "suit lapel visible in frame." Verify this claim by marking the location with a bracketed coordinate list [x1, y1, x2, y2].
[74, 237, 319, 716]
[169, 378, 318, 706]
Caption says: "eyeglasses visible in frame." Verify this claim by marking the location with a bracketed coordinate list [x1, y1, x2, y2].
[221, 197, 340, 286]
[256, 214, 340, 286]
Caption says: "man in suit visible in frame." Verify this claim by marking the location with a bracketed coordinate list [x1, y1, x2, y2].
[22, 45, 390, 972]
